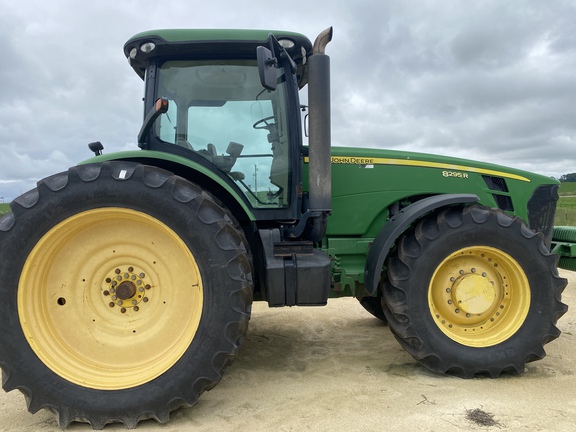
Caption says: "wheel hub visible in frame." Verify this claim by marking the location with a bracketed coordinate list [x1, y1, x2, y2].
[452, 273, 495, 315]
[102, 266, 151, 313]
[116, 281, 136, 300]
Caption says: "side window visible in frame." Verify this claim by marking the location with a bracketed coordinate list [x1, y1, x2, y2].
[154, 61, 292, 209]
[188, 100, 289, 208]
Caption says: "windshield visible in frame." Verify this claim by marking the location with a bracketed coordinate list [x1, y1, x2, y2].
[155, 60, 292, 209]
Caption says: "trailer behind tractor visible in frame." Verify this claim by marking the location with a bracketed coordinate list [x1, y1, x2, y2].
[0, 27, 571, 428]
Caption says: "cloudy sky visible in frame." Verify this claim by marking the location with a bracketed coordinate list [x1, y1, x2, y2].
[1, 0, 575, 201]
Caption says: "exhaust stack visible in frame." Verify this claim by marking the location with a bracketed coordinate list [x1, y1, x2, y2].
[307, 27, 333, 239]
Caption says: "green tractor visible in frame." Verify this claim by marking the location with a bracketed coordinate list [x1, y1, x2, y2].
[0, 27, 570, 428]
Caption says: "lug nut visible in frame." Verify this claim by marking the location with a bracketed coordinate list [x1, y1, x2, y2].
[109, 302, 115, 308]
[115, 268, 121, 274]
[128, 267, 134, 272]
[121, 308, 126, 313]
[103, 290, 110, 296]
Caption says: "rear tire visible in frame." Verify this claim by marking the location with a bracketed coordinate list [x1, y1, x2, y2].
[0, 162, 253, 428]
[382, 205, 567, 378]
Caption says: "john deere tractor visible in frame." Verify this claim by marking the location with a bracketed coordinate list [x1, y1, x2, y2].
[0, 27, 570, 428]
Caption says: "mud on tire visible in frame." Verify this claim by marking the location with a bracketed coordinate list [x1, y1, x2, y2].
[382, 205, 567, 378]
[0, 162, 253, 428]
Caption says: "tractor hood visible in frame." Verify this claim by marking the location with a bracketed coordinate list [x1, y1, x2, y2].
[329, 146, 554, 184]
[319, 145, 559, 239]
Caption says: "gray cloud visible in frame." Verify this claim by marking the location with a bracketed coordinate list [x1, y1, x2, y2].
[1, 0, 575, 200]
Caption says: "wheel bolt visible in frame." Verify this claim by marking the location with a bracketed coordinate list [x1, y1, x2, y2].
[132, 300, 137, 305]
[109, 302, 115, 308]
[128, 267, 134, 272]
[455, 309, 460, 313]
[143, 297, 149, 302]
[105, 278, 111, 283]
[121, 308, 126, 313]
[471, 268, 476, 273]
[117, 300, 123, 306]
[134, 306, 139, 312]
[115, 268, 121, 274]
[140, 273, 145, 278]
[145, 284, 151, 290]
[103, 290, 110, 296]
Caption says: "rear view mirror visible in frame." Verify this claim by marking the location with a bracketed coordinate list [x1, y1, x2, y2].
[257, 46, 277, 91]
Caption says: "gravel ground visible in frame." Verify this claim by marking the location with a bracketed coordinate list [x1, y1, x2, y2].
[1, 270, 575, 432]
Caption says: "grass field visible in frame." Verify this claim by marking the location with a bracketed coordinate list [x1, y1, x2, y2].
[0, 203, 9, 217]
[559, 181, 576, 196]
[556, 182, 576, 226]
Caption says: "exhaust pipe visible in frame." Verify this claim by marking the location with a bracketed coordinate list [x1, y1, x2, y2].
[307, 27, 333, 240]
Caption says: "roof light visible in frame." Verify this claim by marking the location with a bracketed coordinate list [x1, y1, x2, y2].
[278, 39, 295, 49]
[140, 42, 156, 53]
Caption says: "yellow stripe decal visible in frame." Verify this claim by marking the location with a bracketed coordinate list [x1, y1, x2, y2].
[304, 156, 530, 183]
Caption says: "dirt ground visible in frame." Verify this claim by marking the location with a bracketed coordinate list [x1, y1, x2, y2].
[2, 270, 575, 432]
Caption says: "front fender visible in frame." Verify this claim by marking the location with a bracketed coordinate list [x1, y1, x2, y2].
[364, 193, 479, 296]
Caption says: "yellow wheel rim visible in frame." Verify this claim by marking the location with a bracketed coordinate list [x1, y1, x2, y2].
[18, 208, 203, 390]
[429, 246, 530, 347]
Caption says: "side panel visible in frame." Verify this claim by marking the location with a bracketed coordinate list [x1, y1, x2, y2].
[302, 147, 556, 238]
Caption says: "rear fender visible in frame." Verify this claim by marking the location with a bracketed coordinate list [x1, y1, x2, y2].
[79, 150, 255, 221]
[364, 193, 479, 296]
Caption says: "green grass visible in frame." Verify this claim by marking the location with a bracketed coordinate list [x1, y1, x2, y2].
[0, 203, 10, 217]
[558, 181, 576, 196]
[556, 183, 576, 226]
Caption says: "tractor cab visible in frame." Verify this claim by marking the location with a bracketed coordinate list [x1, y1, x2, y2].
[124, 30, 315, 216]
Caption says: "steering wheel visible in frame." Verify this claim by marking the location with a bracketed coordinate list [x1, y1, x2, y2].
[253, 116, 276, 130]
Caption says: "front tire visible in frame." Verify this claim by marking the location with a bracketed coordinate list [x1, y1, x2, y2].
[0, 162, 253, 428]
[382, 205, 567, 378]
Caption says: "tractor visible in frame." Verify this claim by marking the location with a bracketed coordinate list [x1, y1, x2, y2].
[0, 27, 570, 428]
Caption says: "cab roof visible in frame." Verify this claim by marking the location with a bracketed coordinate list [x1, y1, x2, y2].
[124, 29, 313, 85]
